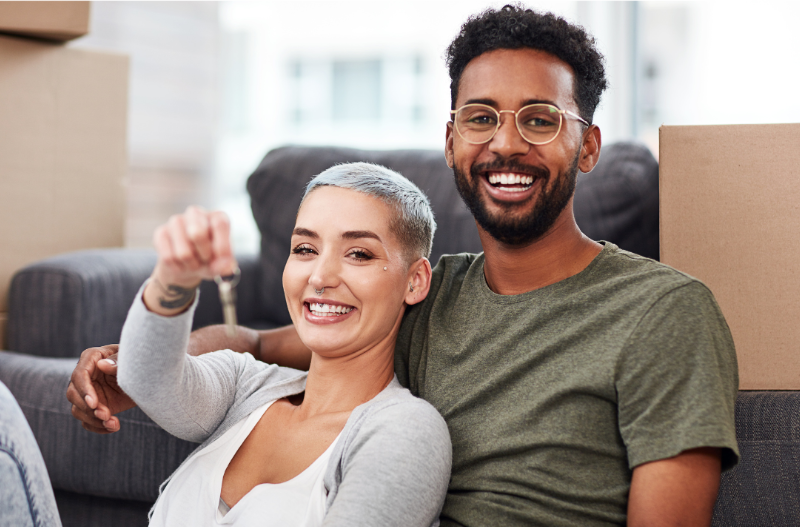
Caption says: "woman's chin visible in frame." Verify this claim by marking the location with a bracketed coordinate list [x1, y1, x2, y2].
[297, 326, 353, 357]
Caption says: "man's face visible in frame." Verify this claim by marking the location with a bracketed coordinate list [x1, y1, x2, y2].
[445, 48, 588, 246]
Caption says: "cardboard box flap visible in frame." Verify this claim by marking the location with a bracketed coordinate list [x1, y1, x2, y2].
[0, 1, 90, 42]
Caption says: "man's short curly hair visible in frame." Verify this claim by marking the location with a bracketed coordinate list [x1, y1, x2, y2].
[446, 4, 608, 123]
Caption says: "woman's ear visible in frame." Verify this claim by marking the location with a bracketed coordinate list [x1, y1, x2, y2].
[405, 257, 433, 306]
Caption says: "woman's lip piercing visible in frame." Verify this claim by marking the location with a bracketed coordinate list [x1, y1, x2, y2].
[314, 287, 324, 295]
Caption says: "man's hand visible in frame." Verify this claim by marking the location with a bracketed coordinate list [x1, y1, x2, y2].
[67, 325, 311, 433]
[67, 344, 134, 434]
[628, 447, 722, 527]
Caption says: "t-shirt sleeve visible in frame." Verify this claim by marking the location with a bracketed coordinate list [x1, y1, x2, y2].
[616, 280, 740, 471]
[322, 400, 452, 527]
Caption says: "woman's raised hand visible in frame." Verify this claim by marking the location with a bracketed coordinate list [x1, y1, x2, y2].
[145, 206, 238, 315]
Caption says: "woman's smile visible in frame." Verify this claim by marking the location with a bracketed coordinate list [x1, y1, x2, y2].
[304, 299, 356, 323]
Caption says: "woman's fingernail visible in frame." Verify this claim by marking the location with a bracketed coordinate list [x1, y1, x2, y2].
[102, 359, 116, 366]
[85, 395, 95, 407]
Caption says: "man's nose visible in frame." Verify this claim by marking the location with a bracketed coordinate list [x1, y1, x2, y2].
[488, 111, 530, 157]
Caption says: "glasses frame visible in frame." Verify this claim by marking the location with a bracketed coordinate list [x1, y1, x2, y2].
[449, 103, 590, 146]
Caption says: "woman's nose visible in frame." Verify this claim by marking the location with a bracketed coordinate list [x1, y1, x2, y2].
[308, 253, 341, 292]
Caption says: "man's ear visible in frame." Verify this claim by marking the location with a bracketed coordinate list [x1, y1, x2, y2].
[405, 257, 433, 306]
[578, 124, 602, 173]
[444, 121, 455, 169]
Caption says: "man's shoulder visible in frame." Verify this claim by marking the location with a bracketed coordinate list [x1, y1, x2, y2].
[432, 252, 482, 277]
[592, 243, 707, 299]
[418, 252, 484, 305]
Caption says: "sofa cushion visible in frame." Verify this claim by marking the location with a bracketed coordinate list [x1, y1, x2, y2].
[574, 141, 660, 262]
[247, 143, 659, 326]
[0, 351, 196, 502]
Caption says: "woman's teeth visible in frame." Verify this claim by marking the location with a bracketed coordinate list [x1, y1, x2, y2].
[309, 302, 354, 316]
[488, 173, 534, 190]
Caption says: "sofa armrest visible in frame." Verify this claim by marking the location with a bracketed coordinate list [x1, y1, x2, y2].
[7, 249, 262, 358]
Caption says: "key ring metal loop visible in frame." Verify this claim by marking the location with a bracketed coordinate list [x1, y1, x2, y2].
[214, 266, 241, 288]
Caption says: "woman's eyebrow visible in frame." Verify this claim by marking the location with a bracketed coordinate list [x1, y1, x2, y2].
[292, 227, 318, 238]
[342, 230, 382, 242]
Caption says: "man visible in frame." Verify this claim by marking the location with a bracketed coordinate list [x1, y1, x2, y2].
[68, 6, 738, 526]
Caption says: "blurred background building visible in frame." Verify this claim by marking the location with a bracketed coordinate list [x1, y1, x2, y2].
[69, 1, 800, 253]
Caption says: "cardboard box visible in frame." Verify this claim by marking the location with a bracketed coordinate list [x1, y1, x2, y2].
[660, 123, 800, 390]
[0, 34, 128, 313]
[0, 1, 90, 42]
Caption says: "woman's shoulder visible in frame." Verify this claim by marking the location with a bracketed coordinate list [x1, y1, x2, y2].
[324, 381, 451, 526]
[346, 379, 451, 450]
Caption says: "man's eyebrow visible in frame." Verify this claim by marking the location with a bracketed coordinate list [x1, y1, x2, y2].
[462, 98, 560, 108]
[292, 227, 318, 238]
[464, 98, 498, 107]
[521, 98, 559, 108]
[342, 230, 382, 242]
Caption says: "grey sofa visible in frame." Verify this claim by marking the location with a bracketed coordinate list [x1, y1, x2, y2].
[0, 143, 789, 526]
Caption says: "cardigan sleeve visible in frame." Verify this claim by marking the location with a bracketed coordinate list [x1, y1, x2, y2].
[117, 283, 246, 443]
[322, 396, 452, 527]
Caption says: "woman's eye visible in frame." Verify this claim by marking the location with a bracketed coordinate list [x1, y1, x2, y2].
[347, 250, 373, 262]
[292, 244, 316, 256]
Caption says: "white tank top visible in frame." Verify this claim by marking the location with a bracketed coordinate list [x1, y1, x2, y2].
[150, 400, 342, 527]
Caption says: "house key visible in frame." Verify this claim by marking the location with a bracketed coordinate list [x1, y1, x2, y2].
[215, 267, 241, 337]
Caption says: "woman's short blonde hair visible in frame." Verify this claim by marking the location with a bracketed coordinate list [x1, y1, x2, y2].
[301, 162, 436, 264]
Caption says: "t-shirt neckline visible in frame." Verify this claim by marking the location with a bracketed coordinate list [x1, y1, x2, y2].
[475, 241, 614, 305]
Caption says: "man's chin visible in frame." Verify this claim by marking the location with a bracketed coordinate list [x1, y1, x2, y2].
[453, 161, 573, 246]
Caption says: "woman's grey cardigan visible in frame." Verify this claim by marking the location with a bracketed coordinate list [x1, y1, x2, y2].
[117, 286, 451, 527]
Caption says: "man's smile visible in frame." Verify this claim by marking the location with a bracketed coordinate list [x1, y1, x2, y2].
[485, 171, 536, 193]
[477, 167, 545, 204]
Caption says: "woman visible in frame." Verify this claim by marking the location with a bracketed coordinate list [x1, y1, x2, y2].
[116, 162, 451, 526]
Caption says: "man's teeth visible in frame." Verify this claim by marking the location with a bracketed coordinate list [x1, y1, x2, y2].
[487, 173, 534, 188]
[309, 303, 354, 316]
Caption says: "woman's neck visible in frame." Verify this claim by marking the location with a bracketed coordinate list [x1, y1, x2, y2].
[299, 347, 395, 417]
[294, 316, 401, 417]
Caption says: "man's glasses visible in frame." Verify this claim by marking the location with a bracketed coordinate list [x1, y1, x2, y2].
[450, 103, 590, 146]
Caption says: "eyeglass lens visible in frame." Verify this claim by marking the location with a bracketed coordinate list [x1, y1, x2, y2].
[454, 104, 563, 145]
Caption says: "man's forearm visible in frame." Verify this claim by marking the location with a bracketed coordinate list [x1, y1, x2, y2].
[186, 324, 262, 357]
[187, 324, 312, 371]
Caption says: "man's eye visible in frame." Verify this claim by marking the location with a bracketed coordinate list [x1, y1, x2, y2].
[468, 114, 497, 125]
[347, 250, 373, 262]
[522, 115, 558, 128]
[292, 244, 316, 255]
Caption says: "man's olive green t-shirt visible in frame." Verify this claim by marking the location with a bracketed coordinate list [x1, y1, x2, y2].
[394, 243, 739, 527]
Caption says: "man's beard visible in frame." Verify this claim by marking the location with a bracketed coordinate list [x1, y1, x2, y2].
[453, 151, 580, 246]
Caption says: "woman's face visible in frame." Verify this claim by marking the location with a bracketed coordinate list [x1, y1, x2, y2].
[282, 186, 414, 357]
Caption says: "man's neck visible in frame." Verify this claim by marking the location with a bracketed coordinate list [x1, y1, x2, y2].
[479, 210, 602, 296]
